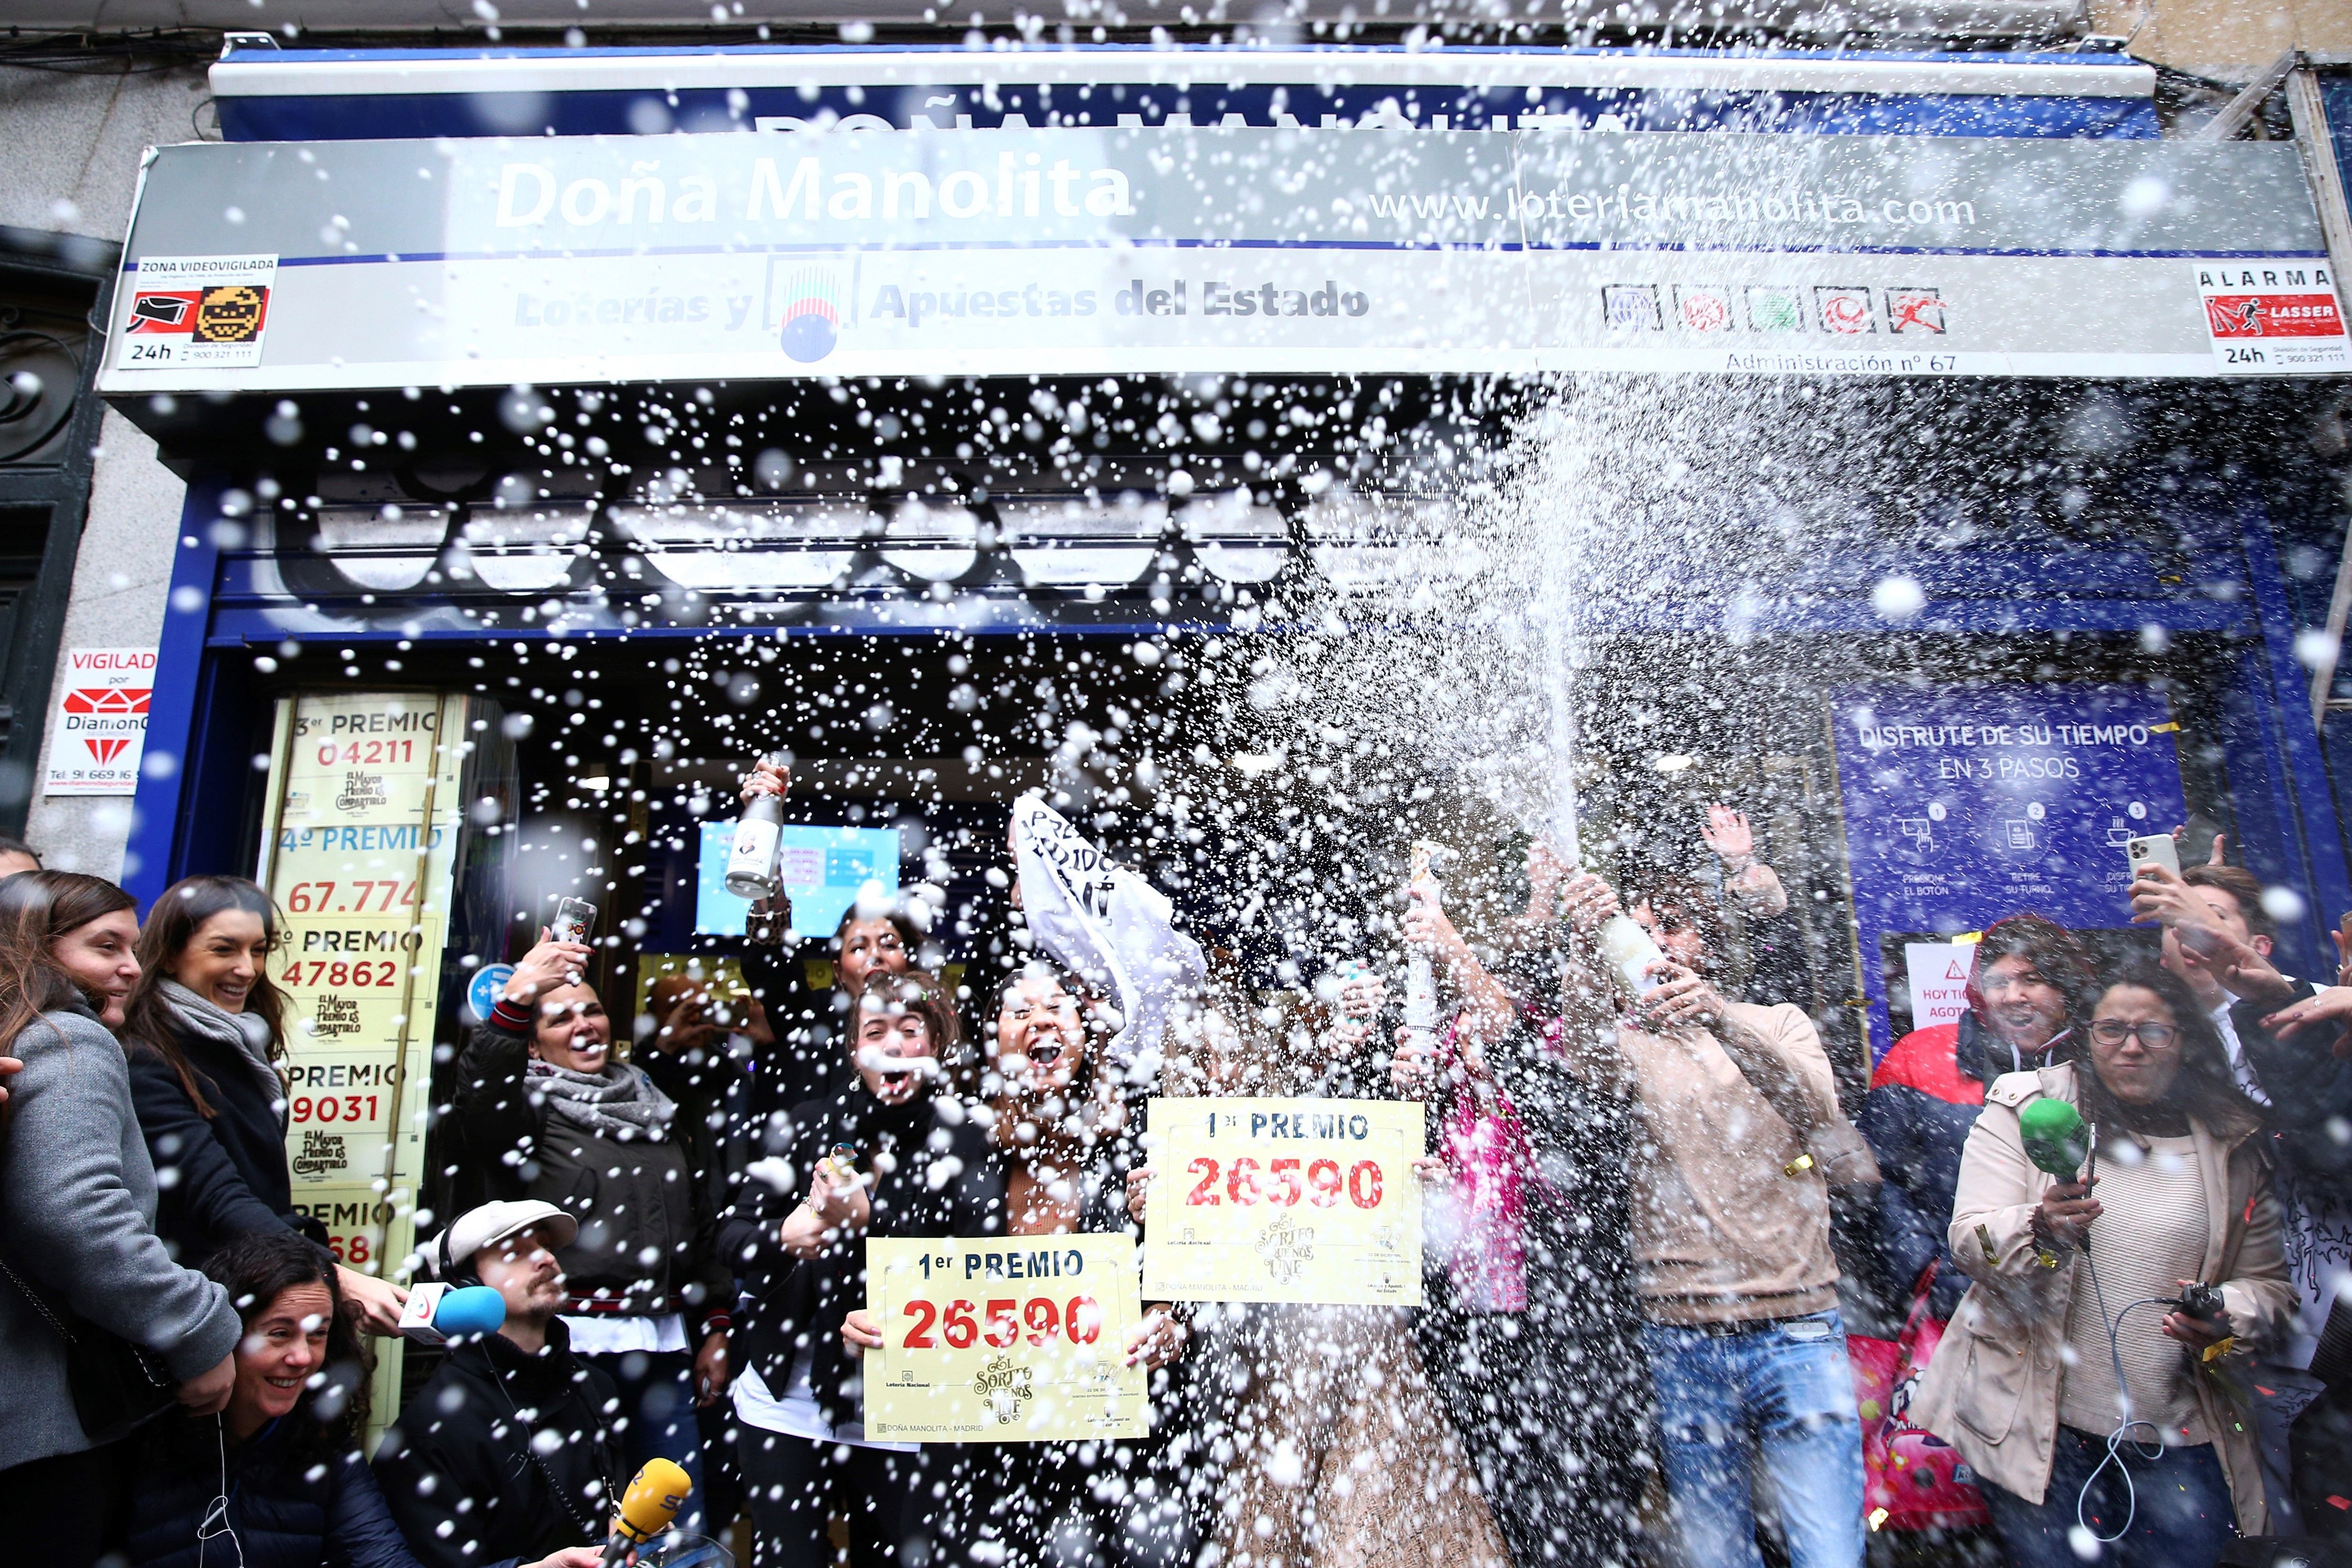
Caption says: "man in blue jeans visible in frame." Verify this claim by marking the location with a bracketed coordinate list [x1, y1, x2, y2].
[1554, 868, 1868, 1568]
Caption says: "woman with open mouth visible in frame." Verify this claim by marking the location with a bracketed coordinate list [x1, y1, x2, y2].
[720, 967, 1006, 1568]
[454, 927, 737, 1530]
[965, 958, 1193, 1568]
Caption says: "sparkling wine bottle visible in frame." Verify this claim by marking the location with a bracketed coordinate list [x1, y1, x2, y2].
[1403, 841, 1439, 1054]
[1596, 909, 1666, 998]
[724, 755, 786, 900]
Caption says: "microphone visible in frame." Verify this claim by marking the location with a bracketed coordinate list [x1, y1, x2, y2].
[2018, 1098, 2091, 1268]
[395, 1283, 508, 1345]
[2018, 1098, 2089, 1178]
[601, 1459, 692, 1567]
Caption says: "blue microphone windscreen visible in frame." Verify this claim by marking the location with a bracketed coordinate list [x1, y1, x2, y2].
[434, 1285, 508, 1338]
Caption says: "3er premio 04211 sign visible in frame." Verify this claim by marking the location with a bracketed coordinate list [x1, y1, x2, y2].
[1142, 1097, 1423, 1306]
[862, 1235, 1146, 1443]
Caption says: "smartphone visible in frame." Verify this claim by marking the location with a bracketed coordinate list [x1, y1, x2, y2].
[2125, 834, 2182, 881]
[551, 897, 598, 946]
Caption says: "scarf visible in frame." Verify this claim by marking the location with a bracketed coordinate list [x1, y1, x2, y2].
[158, 979, 286, 1125]
[527, 1058, 677, 1142]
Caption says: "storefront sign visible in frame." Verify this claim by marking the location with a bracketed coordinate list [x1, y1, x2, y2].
[42, 646, 156, 796]
[1141, 1097, 1422, 1305]
[1831, 685, 2188, 1056]
[863, 1235, 1147, 1442]
[256, 690, 467, 1424]
[1903, 940, 1976, 1033]
[98, 130, 2343, 389]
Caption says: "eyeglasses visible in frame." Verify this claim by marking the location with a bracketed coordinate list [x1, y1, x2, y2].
[2088, 1018, 2181, 1049]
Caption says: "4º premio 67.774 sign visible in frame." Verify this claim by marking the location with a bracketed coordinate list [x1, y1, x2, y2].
[1142, 1097, 1423, 1306]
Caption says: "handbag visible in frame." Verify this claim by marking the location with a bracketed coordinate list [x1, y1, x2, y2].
[0, 1247, 178, 1445]
[1851, 1262, 1990, 1532]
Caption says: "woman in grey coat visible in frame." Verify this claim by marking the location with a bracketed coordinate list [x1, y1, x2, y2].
[0, 871, 243, 1568]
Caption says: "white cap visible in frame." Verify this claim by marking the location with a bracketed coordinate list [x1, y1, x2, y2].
[435, 1199, 577, 1277]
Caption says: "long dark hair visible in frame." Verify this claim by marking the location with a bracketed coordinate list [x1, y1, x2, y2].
[2076, 963, 2264, 1141]
[0, 871, 138, 1056]
[203, 1229, 372, 1457]
[122, 876, 290, 1118]
[1967, 912, 2095, 1049]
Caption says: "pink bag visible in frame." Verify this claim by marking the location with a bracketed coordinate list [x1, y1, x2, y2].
[1853, 1265, 1991, 1532]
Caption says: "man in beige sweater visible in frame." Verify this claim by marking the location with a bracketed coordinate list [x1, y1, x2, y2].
[1551, 868, 1866, 1568]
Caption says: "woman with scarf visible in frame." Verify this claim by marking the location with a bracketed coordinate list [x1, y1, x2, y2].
[123, 875, 408, 1332]
[720, 968, 1005, 1568]
[453, 929, 735, 1515]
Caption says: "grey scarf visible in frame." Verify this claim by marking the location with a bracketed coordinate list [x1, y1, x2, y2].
[158, 978, 286, 1127]
[527, 1058, 676, 1142]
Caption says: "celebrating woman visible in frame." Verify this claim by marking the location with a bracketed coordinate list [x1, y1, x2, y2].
[972, 959, 1191, 1568]
[0, 872, 241, 1568]
[1912, 963, 2294, 1566]
[122, 875, 407, 1332]
[721, 969, 1004, 1568]
[453, 929, 736, 1509]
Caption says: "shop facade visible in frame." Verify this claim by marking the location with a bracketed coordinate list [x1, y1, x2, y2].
[92, 40, 2352, 1393]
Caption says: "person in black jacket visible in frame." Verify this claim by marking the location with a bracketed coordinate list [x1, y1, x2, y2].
[122, 875, 408, 1332]
[374, 1200, 621, 1568]
[124, 1230, 428, 1568]
[722, 968, 1006, 1568]
[453, 929, 735, 1525]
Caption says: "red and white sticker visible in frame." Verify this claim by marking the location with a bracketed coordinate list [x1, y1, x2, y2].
[43, 646, 156, 797]
[2197, 263, 2350, 373]
[118, 254, 277, 370]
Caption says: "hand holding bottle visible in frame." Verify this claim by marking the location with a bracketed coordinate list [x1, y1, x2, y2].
[740, 757, 791, 802]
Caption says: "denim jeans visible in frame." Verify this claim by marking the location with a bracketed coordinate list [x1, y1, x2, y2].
[1642, 1308, 1866, 1568]
[1979, 1426, 2237, 1568]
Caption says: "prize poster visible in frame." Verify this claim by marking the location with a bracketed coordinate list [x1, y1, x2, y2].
[1142, 1098, 1423, 1306]
[863, 1235, 1147, 1442]
[257, 691, 467, 1425]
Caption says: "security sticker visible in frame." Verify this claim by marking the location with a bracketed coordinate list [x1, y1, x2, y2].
[118, 255, 277, 370]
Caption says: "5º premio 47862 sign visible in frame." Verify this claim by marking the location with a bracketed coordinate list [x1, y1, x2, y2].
[1141, 1097, 1423, 1307]
[863, 1235, 1147, 1443]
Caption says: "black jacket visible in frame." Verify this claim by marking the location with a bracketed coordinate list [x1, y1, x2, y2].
[453, 1015, 734, 1329]
[2231, 981, 2352, 1176]
[124, 1015, 313, 1266]
[373, 1321, 624, 1568]
[128, 1414, 421, 1568]
[719, 1084, 1004, 1426]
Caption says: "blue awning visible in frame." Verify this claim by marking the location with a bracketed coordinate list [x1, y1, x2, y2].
[211, 42, 2160, 143]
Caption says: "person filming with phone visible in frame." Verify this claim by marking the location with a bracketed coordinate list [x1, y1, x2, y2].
[453, 920, 735, 1526]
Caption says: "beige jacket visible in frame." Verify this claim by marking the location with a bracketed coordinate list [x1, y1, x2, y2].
[1556, 999, 1844, 1325]
[1908, 1063, 2293, 1532]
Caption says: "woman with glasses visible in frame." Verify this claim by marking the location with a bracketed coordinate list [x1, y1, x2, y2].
[1912, 963, 2294, 1568]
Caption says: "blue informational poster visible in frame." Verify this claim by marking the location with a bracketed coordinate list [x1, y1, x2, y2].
[696, 820, 902, 939]
[1831, 685, 2188, 1061]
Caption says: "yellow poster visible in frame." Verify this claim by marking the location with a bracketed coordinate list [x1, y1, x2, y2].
[255, 690, 468, 1430]
[862, 1235, 1147, 1443]
[1141, 1098, 1424, 1306]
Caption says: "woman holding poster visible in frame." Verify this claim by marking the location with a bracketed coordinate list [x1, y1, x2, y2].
[720, 969, 1005, 1568]
[971, 958, 1193, 1568]
[1146, 954, 1512, 1568]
